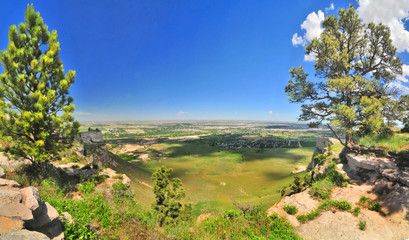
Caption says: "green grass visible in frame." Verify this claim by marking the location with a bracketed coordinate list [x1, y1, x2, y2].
[297, 200, 352, 223]
[112, 139, 315, 212]
[356, 133, 409, 152]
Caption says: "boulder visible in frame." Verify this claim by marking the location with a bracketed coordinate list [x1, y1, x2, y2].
[0, 188, 22, 205]
[1, 229, 50, 240]
[20, 187, 44, 217]
[0, 167, 4, 178]
[0, 203, 33, 221]
[26, 202, 59, 230]
[0, 216, 24, 236]
[36, 219, 64, 240]
[0, 179, 21, 188]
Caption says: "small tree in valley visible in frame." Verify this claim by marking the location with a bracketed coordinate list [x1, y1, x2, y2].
[0, 5, 80, 165]
[285, 6, 403, 148]
[151, 166, 191, 226]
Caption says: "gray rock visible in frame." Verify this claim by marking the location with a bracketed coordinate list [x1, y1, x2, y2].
[20, 187, 44, 217]
[0, 179, 21, 188]
[0, 188, 22, 205]
[0, 167, 4, 178]
[26, 202, 59, 229]
[0, 203, 33, 221]
[36, 219, 64, 240]
[79, 130, 103, 144]
[1, 229, 50, 240]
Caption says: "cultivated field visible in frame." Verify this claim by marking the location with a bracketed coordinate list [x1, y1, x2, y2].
[83, 121, 328, 214]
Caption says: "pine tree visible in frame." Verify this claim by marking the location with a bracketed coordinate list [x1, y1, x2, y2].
[285, 5, 403, 148]
[151, 166, 191, 226]
[0, 5, 80, 165]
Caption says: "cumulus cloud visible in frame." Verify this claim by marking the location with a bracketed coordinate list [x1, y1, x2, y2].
[292, 10, 325, 48]
[358, 0, 409, 53]
[291, 9, 325, 61]
[291, 33, 305, 46]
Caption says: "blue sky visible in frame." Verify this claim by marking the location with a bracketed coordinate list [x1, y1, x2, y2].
[1, 0, 409, 122]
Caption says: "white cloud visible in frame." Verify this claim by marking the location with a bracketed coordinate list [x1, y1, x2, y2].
[291, 10, 325, 60]
[325, 3, 335, 12]
[291, 33, 305, 46]
[268, 110, 273, 114]
[304, 52, 317, 62]
[358, 0, 409, 53]
[301, 10, 325, 42]
[177, 111, 193, 116]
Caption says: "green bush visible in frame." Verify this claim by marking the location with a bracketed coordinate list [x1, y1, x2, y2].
[311, 179, 333, 199]
[353, 207, 361, 217]
[359, 196, 370, 204]
[283, 205, 298, 215]
[331, 200, 351, 210]
[359, 221, 366, 230]
[369, 201, 380, 211]
[313, 154, 327, 166]
[78, 180, 95, 195]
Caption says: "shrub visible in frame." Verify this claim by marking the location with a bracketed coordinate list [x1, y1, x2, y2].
[359, 196, 370, 204]
[313, 154, 327, 166]
[331, 200, 351, 210]
[368, 201, 380, 211]
[311, 179, 333, 199]
[359, 221, 366, 230]
[113, 174, 123, 180]
[353, 207, 361, 217]
[78, 180, 96, 195]
[283, 205, 298, 215]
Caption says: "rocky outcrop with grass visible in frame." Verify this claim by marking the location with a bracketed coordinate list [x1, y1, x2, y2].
[269, 138, 409, 240]
[0, 167, 64, 240]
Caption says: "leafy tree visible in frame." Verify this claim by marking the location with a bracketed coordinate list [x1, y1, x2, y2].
[0, 5, 79, 165]
[285, 5, 403, 148]
[151, 166, 191, 226]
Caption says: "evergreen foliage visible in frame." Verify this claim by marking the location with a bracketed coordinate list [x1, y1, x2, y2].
[151, 165, 192, 226]
[0, 5, 79, 164]
[285, 5, 404, 148]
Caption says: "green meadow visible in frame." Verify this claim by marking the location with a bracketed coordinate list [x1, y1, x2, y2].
[111, 137, 316, 215]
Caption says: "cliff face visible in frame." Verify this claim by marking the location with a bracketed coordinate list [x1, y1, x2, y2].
[78, 130, 119, 167]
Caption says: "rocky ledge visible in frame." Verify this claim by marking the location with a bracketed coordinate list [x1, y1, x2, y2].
[346, 153, 409, 186]
[0, 167, 64, 240]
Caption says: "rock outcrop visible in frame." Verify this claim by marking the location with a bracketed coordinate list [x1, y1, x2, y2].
[0, 167, 64, 240]
[79, 130, 119, 167]
[346, 153, 409, 186]
[307, 137, 340, 169]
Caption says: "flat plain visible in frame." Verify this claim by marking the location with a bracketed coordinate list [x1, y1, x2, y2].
[82, 121, 329, 214]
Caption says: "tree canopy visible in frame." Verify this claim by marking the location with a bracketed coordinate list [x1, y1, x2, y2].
[0, 5, 79, 164]
[285, 5, 405, 147]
